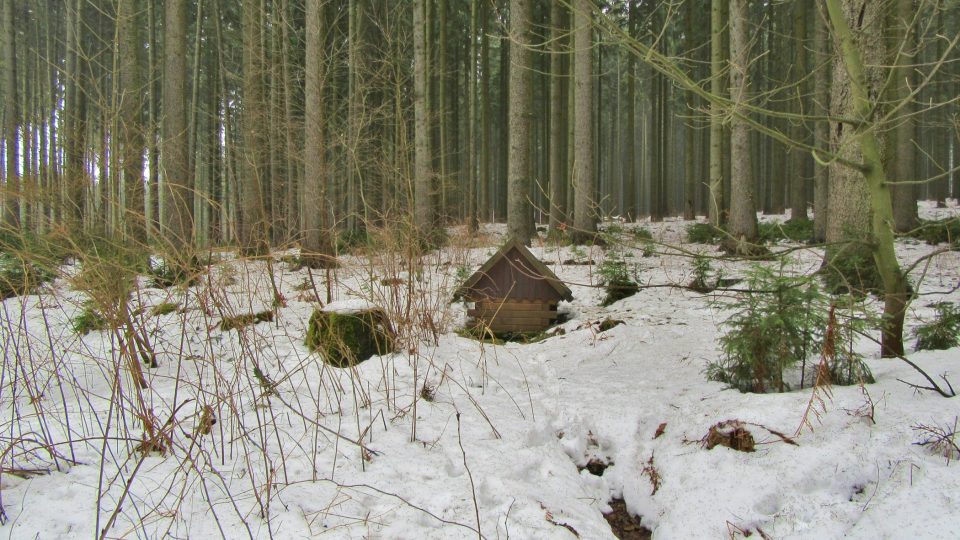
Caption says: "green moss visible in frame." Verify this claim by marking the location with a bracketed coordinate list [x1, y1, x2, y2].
[336, 229, 371, 254]
[759, 219, 814, 243]
[632, 227, 653, 241]
[456, 325, 554, 344]
[821, 247, 884, 297]
[148, 257, 200, 289]
[599, 255, 639, 306]
[907, 218, 960, 246]
[913, 302, 960, 351]
[545, 227, 571, 246]
[0, 253, 55, 300]
[305, 309, 396, 367]
[686, 223, 725, 244]
[150, 302, 180, 316]
[72, 302, 108, 335]
[220, 310, 274, 331]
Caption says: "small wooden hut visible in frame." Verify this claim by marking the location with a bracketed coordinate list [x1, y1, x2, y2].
[455, 238, 573, 333]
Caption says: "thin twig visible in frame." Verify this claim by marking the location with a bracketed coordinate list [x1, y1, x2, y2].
[457, 412, 482, 539]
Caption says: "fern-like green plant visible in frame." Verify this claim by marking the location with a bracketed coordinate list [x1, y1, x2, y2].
[914, 303, 960, 351]
[707, 264, 824, 393]
[72, 301, 108, 335]
[708, 263, 874, 392]
[686, 223, 724, 244]
[598, 252, 639, 306]
[0, 253, 55, 300]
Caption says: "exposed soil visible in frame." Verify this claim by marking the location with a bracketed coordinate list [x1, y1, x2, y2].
[603, 498, 652, 540]
[578, 458, 612, 476]
[598, 318, 625, 332]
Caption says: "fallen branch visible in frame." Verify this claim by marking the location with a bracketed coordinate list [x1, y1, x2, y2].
[893, 353, 956, 398]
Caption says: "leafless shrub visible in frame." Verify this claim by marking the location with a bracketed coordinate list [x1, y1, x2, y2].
[913, 418, 960, 462]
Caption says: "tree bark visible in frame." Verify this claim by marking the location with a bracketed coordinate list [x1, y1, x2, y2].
[826, 0, 908, 357]
[889, 0, 918, 233]
[727, 0, 759, 245]
[709, 0, 725, 227]
[241, 0, 268, 255]
[507, 0, 534, 244]
[162, 0, 192, 259]
[683, 1, 696, 221]
[548, 0, 569, 232]
[346, 0, 362, 234]
[280, 0, 300, 244]
[302, 0, 334, 268]
[413, 0, 435, 238]
[146, 0, 160, 239]
[813, 1, 830, 242]
[571, 0, 595, 244]
[479, 0, 491, 223]
[466, 0, 479, 232]
[438, 0, 449, 223]
[2, 0, 19, 229]
[788, 0, 809, 222]
[118, 0, 146, 245]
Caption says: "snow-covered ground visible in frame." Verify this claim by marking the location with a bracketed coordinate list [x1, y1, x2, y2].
[1, 202, 959, 539]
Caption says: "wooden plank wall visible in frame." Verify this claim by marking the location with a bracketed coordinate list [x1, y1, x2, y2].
[468, 300, 559, 332]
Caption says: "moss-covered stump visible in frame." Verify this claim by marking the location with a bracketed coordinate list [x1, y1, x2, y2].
[305, 308, 396, 367]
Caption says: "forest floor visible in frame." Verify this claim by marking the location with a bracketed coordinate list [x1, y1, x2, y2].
[1, 202, 959, 539]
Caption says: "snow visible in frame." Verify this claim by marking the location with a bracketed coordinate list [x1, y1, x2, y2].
[1, 202, 959, 539]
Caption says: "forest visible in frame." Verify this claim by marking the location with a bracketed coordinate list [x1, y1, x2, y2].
[0, 0, 955, 251]
[0, 0, 959, 538]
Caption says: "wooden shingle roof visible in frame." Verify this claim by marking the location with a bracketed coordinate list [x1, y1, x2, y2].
[454, 238, 573, 302]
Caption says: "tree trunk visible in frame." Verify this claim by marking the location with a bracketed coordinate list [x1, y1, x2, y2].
[280, 0, 300, 245]
[2, 0, 19, 229]
[466, 0, 479, 232]
[498, 34, 509, 222]
[479, 0, 491, 223]
[162, 0, 192, 259]
[413, 0, 435, 238]
[507, 0, 534, 244]
[726, 0, 759, 245]
[813, 1, 830, 242]
[649, 5, 667, 223]
[889, 0, 918, 233]
[548, 0, 569, 232]
[117, 0, 146, 245]
[438, 0, 449, 223]
[709, 0, 724, 226]
[826, 0, 908, 357]
[346, 0, 362, 234]
[683, 1, 696, 221]
[146, 0, 160, 239]
[302, 0, 334, 268]
[64, 0, 86, 229]
[571, 0, 595, 244]
[788, 0, 809, 222]
[241, 0, 268, 255]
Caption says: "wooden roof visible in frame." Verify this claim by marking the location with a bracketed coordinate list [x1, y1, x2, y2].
[455, 238, 573, 302]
